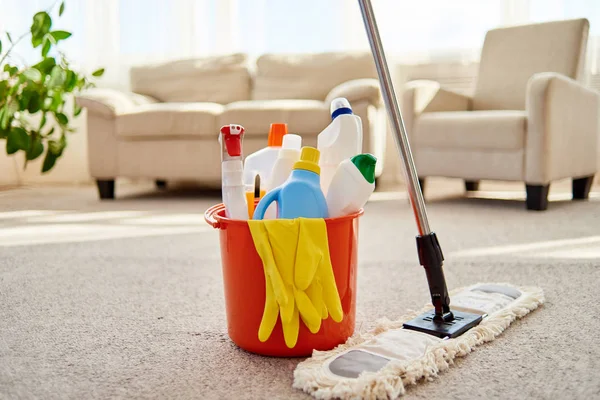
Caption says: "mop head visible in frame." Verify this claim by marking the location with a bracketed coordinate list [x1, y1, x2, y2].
[293, 283, 544, 399]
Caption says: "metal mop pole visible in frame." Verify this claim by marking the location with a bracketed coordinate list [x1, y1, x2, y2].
[358, 0, 453, 322]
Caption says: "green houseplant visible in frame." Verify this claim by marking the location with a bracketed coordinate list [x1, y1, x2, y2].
[0, 1, 104, 173]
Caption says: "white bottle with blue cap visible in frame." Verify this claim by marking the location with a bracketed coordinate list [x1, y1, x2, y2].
[317, 97, 363, 195]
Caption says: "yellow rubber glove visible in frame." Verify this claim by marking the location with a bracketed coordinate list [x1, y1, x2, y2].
[248, 218, 343, 349]
[296, 219, 343, 323]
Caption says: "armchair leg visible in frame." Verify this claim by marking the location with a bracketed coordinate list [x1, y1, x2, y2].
[96, 179, 115, 200]
[572, 175, 594, 200]
[465, 180, 480, 192]
[155, 180, 167, 190]
[525, 184, 549, 211]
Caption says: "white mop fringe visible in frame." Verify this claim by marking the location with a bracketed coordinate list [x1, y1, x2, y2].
[293, 283, 544, 400]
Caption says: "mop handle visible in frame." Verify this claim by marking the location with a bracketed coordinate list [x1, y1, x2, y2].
[358, 0, 431, 236]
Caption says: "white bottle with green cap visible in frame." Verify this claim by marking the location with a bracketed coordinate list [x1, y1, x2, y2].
[326, 154, 377, 218]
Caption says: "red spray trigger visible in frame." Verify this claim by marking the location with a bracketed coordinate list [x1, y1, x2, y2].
[220, 124, 244, 157]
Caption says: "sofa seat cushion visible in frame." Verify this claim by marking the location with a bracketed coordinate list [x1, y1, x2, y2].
[415, 110, 526, 151]
[116, 103, 224, 139]
[218, 100, 330, 136]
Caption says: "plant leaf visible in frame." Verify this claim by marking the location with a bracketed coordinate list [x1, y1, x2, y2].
[91, 68, 105, 77]
[7, 127, 30, 154]
[0, 39, 2, 55]
[64, 70, 77, 91]
[49, 31, 71, 42]
[48, 65, 66, 87]
[23, 68, 42, 83]
[27, 92, 41, 113]
[6, 32, 12, 43]
[73, 103, 82, 116]
[59, 2, 65, 16]
[31, 12, 52, 48]
[41, 38, 51, 57]
[0, 81, 8, 99]
[42, 148, 57, 172]
[55, 112, 68, 125]
[32, 57, 56, 74]
[27, 135, 44, 160]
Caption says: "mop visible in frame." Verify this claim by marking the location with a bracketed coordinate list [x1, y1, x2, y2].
[293, 1, 544, 398]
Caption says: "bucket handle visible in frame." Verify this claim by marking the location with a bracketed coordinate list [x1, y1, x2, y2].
[204, 204, 222, 229]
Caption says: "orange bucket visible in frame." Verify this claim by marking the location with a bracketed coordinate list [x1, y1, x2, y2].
[204, 203, 363, 357]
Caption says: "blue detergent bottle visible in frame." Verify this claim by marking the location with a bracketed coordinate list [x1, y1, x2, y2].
[253, 147, 328, 220]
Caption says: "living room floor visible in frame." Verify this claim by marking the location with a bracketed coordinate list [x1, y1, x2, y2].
[1, 178, 599, 399]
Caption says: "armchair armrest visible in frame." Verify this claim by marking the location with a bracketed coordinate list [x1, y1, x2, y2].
[325, 78, 381, 107]
[76, 88, 158, 119]
[525, 72, 600, 184]
[401, 80, 472, 141]
[403, 80, 471, 114]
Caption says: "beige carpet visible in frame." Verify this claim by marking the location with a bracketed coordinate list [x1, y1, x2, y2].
[1, 179, 599, 399]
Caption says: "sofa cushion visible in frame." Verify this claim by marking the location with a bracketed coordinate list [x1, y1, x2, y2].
[116, 103, 224, 139]
[415, 110, 526, 150]
[130, 54, 251, 104]
[253, 52, 377, 101]
[218, 100, 330, 136]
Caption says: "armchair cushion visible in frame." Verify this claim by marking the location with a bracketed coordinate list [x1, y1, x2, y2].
[76, 88, 158, 119]
[405, 80, 472, 114]
[325, 79, 381, 107]
[218, 100, 330, 136]
[415, 110, 526, 151]
[116, 103, 224, 139]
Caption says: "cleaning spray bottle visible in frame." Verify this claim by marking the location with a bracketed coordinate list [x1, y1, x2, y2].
[326, 154, 377, 218]
[219, 124, 247, 220]
[317, 98, 363, 196]
[243, 123, 288, 217]
[263, 134, 302, 218]
[253, 147, 328, 220]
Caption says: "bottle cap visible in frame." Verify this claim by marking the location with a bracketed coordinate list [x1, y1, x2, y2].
[282, 134, 301, 150]
[267, 123, 288, 147]
[330, 97, 353, 119]
[351, 154, 377, 184]
[293, 146, 320, 175]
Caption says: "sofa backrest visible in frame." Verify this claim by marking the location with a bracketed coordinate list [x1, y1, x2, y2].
[130, 53, 251, 104]
[252, 52, 377, 101]
[473, 18, 589, 111]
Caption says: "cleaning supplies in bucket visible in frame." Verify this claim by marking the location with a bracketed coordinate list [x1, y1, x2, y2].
[219, 124, 247, 220]
[253, 147, 328, 220]
[248, 218, 343, 348]
[318, 98, 363, 195]
[326, 154, 377, 218]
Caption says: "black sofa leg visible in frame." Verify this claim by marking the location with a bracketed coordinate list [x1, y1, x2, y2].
[155, 180, 167, 190]
[572, 175, 594, 200]
[96, 179, 115, 200]
[525, 184, 549, 211]
[465, 180, 480, 192]
[418, 178, 425, 195]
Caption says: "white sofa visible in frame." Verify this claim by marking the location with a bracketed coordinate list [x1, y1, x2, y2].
[77, 53, 385, 199]
[401, 19, 599, 210]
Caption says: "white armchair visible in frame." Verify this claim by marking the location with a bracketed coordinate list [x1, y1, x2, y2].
[402, 18, 599, 210]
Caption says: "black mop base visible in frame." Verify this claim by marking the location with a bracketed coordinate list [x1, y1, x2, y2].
[403, 310, 483, 338]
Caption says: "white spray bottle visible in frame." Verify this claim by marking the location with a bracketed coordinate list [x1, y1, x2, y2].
[219, 124, 247, 220]
[317, 97, 363, 196]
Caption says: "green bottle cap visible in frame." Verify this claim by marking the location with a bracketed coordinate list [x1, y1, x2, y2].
[350, 154, 377, 184]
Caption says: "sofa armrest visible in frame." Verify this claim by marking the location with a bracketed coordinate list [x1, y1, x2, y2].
[325, 78, 381, 107]
[525, 72, 600, 184]
[76, 88, 158, 119]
